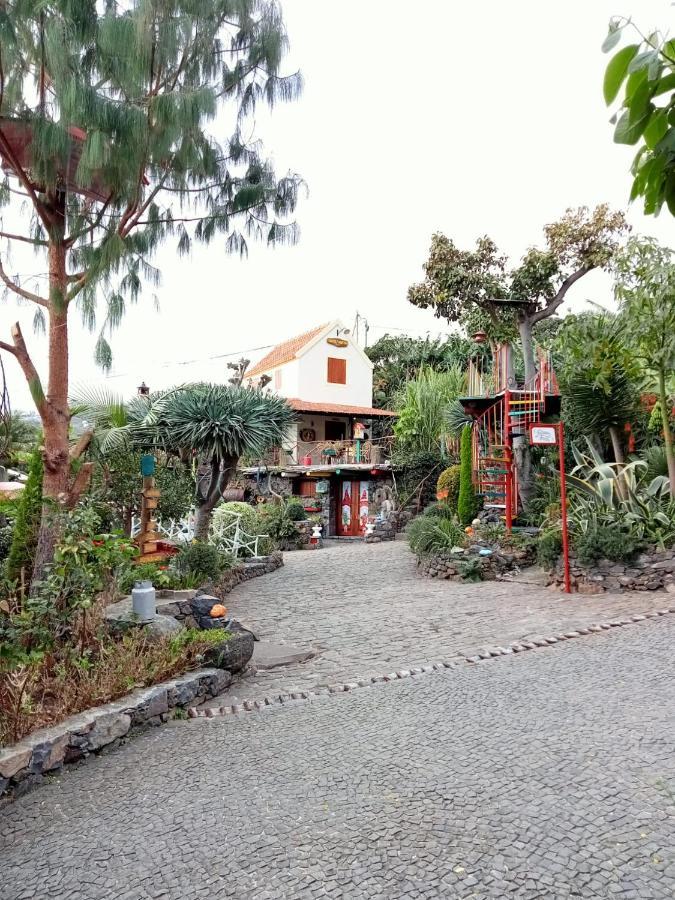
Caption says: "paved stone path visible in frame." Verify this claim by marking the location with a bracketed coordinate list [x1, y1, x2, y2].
[2, 616, 674, 899]
[207, 540, 673, 705]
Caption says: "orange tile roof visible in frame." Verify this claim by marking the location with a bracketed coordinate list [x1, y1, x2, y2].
[246, 323, 330, 379]
[287, 398, 397, 418]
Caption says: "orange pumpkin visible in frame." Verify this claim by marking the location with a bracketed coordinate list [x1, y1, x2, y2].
[209, 604, 227, 618]
[465, 526, 473, 535]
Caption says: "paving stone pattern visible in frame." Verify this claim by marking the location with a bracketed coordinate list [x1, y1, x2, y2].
[207, 540, 674, 705]
[2, 617, 674, 899]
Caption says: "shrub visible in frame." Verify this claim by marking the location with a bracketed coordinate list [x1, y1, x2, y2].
[574, 526, 638, 566]
[436, 464, 461, 509]
[285, 499, 307, 521]
[537, 529, 563, 569]
[5, 445, 43, 584]
[171, 542, 231, 584]
[212, 501, 258, 534]
[407, 515, 465, 556]
[118, 561, 175, 595]
[457, 425, 479, 525]
[423, 502, 457, 522]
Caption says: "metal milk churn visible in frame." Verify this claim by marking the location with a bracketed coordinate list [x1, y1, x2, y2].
[132, 580, 156, 622]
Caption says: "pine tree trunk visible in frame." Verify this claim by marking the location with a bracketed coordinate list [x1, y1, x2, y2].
[658, 366, 675, 494]
[32, 224, 70, 586]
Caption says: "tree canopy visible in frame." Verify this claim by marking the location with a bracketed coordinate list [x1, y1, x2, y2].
[407, 206, 627, 381]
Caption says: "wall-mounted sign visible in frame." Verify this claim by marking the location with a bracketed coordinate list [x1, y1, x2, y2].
[529, 424, 557, 445]
[327, 337, 348, 348]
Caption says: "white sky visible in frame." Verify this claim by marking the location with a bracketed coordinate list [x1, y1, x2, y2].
[2, 0, 675, 411]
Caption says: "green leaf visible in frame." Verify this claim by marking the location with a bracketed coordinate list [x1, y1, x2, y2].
[604, 44, 640, 104]
[644, 110, 668, 149]
[653, 72, 675, 97]
[628, 50, 659, 75]
[614, 107, 653, 145]
[602, 25, 624, 54]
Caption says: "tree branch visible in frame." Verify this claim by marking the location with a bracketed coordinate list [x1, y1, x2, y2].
[0, 255, 49, 307]
[67, 462, 94, 509]
[0, 230, 48, 247]
[0, 132, 51, 231]
[529, 266, 592, 325]
[2, 322, 49, 419]
[69, 428, 94, 461]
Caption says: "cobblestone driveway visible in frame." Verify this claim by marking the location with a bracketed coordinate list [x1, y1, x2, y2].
[213, 540, 673, 703]
[2, 617, 674, 899]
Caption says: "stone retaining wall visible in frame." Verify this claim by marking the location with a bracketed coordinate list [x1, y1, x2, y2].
[364, 519, 396, 543]
[0, 668, 231, 803]
[417, 545, 535, 581]
[548, 547, 675, 593]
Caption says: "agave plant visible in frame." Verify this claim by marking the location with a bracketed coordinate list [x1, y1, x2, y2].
[568, 440, 675, 548]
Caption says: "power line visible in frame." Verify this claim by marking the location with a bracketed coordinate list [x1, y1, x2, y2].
[102, 341, 276, 380]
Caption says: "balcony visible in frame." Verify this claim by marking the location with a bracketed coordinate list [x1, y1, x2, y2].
[246, 437, 394, 469]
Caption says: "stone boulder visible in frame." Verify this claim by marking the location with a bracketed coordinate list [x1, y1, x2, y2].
[204, 627, 255, 673]
[144, 614, 184, 641]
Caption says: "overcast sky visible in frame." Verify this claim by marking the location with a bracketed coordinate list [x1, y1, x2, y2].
[2, 0, 675, 412]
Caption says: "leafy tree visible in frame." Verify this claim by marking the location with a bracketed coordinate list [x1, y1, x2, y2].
[407, 206, 627, 383]
[0, 1, 302, 579]
[91, 448, 193, 535]
[366, 334, 480, 410]
[142, 384, 296, 539]
[614, 237, 675, 492]
[457, 424, 478, 525]
[555, 312, 640, 463]
[602, 18, 675, 216]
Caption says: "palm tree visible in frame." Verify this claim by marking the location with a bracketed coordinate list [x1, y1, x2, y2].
[74, 383, 296, 540]
[151, 385, 296, 540]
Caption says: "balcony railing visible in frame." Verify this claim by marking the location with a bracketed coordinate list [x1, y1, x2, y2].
[247, 437, 394, 468]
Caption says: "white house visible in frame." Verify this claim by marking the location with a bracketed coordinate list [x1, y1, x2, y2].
[242, 321, 397, 537]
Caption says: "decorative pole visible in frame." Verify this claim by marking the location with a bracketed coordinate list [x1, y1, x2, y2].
[137, 454, 161, 560]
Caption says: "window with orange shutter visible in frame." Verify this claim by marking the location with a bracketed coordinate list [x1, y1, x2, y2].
[327, 357, 346, 384]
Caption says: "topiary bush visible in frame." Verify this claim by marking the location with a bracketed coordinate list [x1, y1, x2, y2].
[457, 425, 479, 525]
[5, 443, 43, 584]
[285, 499, 307, 521]
[436, 464, 461, 510]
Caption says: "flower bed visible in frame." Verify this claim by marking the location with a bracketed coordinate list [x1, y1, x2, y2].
[0, 667, 231, 802]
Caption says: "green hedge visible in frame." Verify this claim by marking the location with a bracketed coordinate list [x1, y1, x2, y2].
[6, 444, 43, 583]
[457, 425, 478, 525]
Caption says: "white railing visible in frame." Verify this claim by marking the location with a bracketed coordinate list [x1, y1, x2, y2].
[131, 511, 266, 558]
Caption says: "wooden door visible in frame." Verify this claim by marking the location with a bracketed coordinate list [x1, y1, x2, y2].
[337, 480, 369, 536]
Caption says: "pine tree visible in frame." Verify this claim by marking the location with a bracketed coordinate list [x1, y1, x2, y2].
[0, 2, 303, 579]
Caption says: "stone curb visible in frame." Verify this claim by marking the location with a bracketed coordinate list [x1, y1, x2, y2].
[0, 668, 231, 803]
[187, 606, 675, 720]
